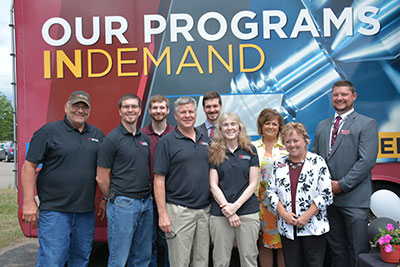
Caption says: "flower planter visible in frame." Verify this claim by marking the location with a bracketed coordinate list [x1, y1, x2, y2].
[380, 244, 400, 263]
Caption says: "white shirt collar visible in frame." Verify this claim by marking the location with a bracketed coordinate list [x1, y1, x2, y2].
[334, 108, 354, 121]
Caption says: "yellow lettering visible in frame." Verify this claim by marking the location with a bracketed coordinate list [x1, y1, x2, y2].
[56, 50, 82, 78]
[43, 50, 51, 79]
[143, 46, 171, 76]
[378, 132, 400, 158]
[117, 48, 139, 77]
[208, 45, 233, 74]
[176, 46, 204, 75]
[239, 44, 265, 73]
[88, 49, 112, 78]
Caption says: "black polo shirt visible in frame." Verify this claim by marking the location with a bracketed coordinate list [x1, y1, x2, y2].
[210, 146, 260, 216]
[26, 116, 105, 213]
[97, 123, 151, 199]
[154, 127, 210, 209]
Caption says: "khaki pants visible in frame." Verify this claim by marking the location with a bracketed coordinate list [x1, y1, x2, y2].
[166, 203, 210, 267]
[210, 213, 260, 267]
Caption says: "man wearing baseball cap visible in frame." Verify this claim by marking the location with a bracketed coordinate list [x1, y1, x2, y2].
[21, 91, 105, 266]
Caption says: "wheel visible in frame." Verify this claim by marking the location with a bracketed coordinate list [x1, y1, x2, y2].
[373, 180, 400, 197]
[5, 153, 9, 162]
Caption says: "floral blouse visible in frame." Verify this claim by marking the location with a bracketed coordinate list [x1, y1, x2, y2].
[267, 152, 333, 240]
[252, 137, 287, 197]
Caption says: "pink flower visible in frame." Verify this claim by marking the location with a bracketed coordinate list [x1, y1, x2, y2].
[386, 224, 394, 231]
[378, 236, 385, 245]
[384, 234, 392, 243]
[384, 244, 393, 253]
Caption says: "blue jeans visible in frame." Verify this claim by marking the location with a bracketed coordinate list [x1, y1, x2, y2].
[36, 210, 95, 267]
[107, 196, 153, 267]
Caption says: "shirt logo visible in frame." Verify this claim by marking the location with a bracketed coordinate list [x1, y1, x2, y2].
[199, 141, 209, 146]
[88, 138, 99, 142]
[340, 129, 349, 135]
[239, 154, 250, 160]
[140, 141, 149, 146]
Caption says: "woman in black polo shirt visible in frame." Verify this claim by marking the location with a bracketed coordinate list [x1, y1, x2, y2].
[208, 112, 260, 267]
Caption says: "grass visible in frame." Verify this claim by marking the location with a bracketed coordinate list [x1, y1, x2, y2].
[0, 185, 24, 249]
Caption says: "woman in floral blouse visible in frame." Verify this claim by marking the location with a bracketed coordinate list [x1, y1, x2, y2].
[266, 122, 333, 267]
[253, 108, 287, 267]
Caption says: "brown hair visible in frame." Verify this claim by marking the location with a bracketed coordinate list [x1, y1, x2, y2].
[208, 112, 255, 166]
[202, 91, 222, 106]
[256, 108, 284, 136]
[281, 122, 310, 146]
[148, 95, 170, 109]
[118, 94, 142, 109]
[332, 80, 355, 94]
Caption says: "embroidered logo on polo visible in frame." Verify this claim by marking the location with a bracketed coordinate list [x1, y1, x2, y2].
[140, 141, 149, 146]
[239, 154, 251, 160]
[199, 141, 209, 146]
[88, 138, 99, 142]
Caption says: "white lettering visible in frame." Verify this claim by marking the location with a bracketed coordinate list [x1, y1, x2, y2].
[231, 11, 258, 40]
[290, 9, 319, 38]
[42, 17, 71, 46]
[358, 6, 380, 36]
[198, 12, 228, 41]
[263, 10, 288, 39]
[75, 17, 100, 45]
[323, 7, 353, 37]
[170, 13, 194, 42]
[144, 14, 167, 43]
[105, 16, 128, 45]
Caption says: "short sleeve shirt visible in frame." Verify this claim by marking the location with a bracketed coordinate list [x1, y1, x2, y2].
[210, 145, 260, 216]
[26, 116, 105, 213]
[140, 123, 174, 184]
[154, 127, 210, 209]
[97, 123, 151, 199]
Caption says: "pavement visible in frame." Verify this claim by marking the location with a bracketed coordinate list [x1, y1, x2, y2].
[0, 161, 40, 267]
[0, 161, 109, 266]
[0, 161, 16, 188]
[0, 239, 39, 267]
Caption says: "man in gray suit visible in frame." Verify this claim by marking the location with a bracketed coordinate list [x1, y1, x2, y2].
[196, 91, 222, 140]
[311, 80, 378, 267]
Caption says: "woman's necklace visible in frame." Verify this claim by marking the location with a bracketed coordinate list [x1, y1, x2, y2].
[288, 159, 304, 170]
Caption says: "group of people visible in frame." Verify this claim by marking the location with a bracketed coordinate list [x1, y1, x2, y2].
[21, 80, 378, 267]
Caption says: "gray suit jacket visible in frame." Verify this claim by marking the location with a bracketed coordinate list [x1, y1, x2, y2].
[311, 111, 378, 208]
[196, 123, 209, 141]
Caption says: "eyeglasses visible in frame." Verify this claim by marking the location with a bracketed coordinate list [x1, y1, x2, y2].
[121, 105, 140, 109]
[159, 231, 177, 240]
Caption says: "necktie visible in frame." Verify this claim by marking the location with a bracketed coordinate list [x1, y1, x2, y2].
[330, 116, 342, 148]
[209, 126, 215, 139]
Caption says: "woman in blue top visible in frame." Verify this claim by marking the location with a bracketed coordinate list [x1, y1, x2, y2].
[209, 112, 260, 267]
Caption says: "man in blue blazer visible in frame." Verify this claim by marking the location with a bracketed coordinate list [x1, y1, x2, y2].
[311, 80, 378, 267]
[196, 91, 222, 140]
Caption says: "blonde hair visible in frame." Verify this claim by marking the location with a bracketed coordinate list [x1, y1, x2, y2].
[208, 112, 255, 166]
[281, 122, 310, 145]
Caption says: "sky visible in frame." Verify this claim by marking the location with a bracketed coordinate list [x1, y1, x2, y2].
[0, 0, 13, 102]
